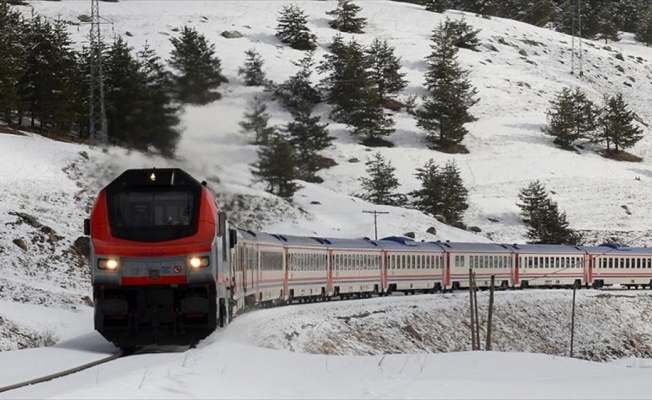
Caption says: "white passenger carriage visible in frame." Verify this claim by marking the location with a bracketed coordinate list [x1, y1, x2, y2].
[512, 244, 586, 288]
[231, 229, 286, 309]
[435, 242, 514, 289]
[282, 234, 330, 302]
[378, 237, 445, 294]
[582, 244, 652, 289]
[322, 237, 383, 298]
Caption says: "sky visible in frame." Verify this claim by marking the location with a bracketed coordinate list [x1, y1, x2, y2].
[3, 0, 652, 398]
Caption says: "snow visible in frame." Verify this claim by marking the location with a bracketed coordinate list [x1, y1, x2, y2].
[3, 0, 652, 398]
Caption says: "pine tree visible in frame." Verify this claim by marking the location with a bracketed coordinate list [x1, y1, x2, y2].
[238, 49, 267, 87]
[359, 152, 406, 206]
[619, 0, 650, 33]
[318, 35, 371, 124]
[274, 51, 321, 115]
[410, 159, 444, 219]
[443, 18, 480, 51]
[366, 38, 407, 101]
[635, 8, 652, 46]
[543, 87, 598, 148]
[555, 0, 614, 40]
[283, 110, 332, 183]
[275, 4, 317, 51]
[599, 93, 644, 153]
[516, 180, 550, 227]
[251, 132, 301, 200]
[18, 16, 80, 134]
[517, 181, 581, 245]
[439, 160, 468, 224]
[168, 26, 227, 104]
[327, 0, 367, 33]
[134, 43, 181, 156]
[417, 21, 478, 150]
[595, 4, 620, 44]
[424, 0, 449, 13]
[239, 96, 275, 145]
[103, 36, 143, 147]
[346, 85, 395, 145]
[0, 3, 26, 125]
[495, 0, 556, 27]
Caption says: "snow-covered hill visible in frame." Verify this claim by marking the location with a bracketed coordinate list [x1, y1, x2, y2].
[2, 2, 652, 393]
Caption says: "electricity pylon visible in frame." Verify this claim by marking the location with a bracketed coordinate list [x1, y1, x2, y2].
[89, 0, 108, 144]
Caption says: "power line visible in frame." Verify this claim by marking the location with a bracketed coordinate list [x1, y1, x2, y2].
[363, 210, 388, 241]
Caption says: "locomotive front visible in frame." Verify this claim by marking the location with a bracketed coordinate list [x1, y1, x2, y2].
[85, 168, 230, 350]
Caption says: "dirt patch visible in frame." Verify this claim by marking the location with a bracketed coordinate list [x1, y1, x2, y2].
[0, 125, 27, 136]
[600, 149, 643, 162]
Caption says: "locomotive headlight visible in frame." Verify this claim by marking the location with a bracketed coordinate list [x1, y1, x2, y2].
[188, 256, 210, 269]
[98, 258, 120, 271]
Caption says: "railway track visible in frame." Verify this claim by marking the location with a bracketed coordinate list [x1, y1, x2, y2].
[0, 351, 124, 394]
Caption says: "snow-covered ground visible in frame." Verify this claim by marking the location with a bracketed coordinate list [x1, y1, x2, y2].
[3, 0, 652, 397]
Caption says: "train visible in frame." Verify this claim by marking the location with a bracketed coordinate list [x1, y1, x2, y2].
[85, 167, 652, 350]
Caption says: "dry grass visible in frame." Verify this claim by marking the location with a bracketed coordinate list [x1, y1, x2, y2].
[600, 149, 643, 162]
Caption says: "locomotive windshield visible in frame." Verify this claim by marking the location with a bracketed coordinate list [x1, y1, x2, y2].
[108, 189, 199, 242]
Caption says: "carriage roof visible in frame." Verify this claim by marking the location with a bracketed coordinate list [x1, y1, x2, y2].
[510, 243, 586, 254]
[434, 241, 513, 253]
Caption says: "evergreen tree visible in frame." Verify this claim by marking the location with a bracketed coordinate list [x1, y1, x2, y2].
[494, 0, 556, 27]
[275, 4, 317, 51]
[543, 87, 598, 148]
[424, 0, 449, 13]
[134, 43, 181, 156]
[327, 0, 367, 33]
[595, 4, 621, 44]
[168, 26, 227, 104]
[439, 160, 468, 223]
[366, 38, 407, 101]
[283, 110, 333, 183]
[274, 51, 321, 115]
[599, 93, 644, 153]
[103, 36, 143, 147]
[18, 16, 80, 133]
[251, 132, 301, 200]
[238, 49, 267, 86]
[0, 3, 26, 125]
[635, 8, 652, 46]
[318, 35, 371, 124]
[346, 85, 395, 145]
[554, 0, 616, 40]
[410, 159, 468, 224]
[618, 0, 649, 33]
[410, 159, 443, 219]
[517, 180, 581, 245]
[239, 96, 275, 145]
[358, 152, 406, 206]
[443, 18, 480, 50]
[516, 180, 549, 228]
[417, 21, 478, 150]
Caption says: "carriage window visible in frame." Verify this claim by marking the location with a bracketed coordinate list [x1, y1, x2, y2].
[460, 255, 465, 268]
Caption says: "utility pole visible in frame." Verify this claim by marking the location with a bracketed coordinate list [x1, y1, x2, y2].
[89, 0, 109, 144]
[362, 210, 388, 240]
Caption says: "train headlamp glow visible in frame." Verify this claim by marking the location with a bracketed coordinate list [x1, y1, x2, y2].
[150, 172, 156, 182]
[188, 256, 210, 269]
[98, 258, 120, 271]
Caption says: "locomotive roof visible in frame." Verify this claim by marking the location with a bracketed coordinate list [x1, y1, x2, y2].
[105, 168, 203, 192]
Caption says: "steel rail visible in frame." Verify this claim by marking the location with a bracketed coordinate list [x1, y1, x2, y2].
[0, 351, 124, 394]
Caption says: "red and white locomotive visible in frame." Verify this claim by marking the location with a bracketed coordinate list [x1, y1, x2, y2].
[86, 168, 652, 350]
